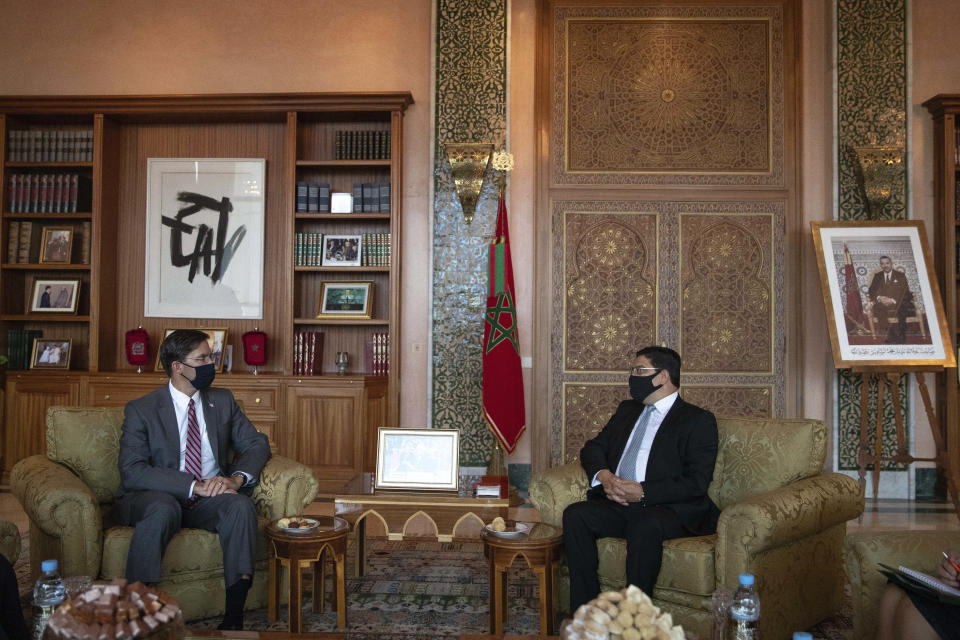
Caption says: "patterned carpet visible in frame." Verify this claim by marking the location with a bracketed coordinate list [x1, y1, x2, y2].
[15, 535, 852, 639]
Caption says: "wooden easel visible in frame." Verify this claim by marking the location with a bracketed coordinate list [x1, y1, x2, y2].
[854, 366, 960, 522]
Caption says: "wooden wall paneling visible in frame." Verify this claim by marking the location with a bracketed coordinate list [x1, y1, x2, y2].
[83, 374, 165, 406]
[113, 121, 289, 373]
[3, 375, 80, 474]
[284, 112, 298, 374]
[93, 114, 122, 372]
[387, 109, 403, 427]
[363, 383, 388, 471]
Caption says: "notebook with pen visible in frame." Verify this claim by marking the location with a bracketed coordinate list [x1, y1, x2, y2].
[878, 563, 960, 606]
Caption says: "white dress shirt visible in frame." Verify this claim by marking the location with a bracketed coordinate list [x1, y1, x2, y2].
[592, 391, 679, 486]
[169, 381, 222, 497]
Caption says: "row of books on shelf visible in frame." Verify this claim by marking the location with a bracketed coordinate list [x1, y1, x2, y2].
[295, 182, 331, 212]
[293, 330, 324, 375]
[334, 130, 390, 160]
[6, 220, 91, 264]
[7, 173, 91, 213]
[352, 183, 390, 213]
[366, 332, 389, 376]
[294, 232, 390, 267]
[6, 329, 42, 369]
[7, 129, 94, 163]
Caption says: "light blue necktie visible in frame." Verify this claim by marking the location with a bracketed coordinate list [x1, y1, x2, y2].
[618, 407, 654, 482]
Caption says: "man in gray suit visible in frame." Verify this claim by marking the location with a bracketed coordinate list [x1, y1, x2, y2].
[115, 329, 271, 630]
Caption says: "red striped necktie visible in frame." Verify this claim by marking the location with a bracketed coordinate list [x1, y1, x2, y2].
[185, 398, 203, 481]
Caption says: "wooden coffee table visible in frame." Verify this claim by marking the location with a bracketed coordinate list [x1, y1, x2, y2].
[266, 516, 350, 632]
[334, 472, 512, 576]
[482, 522, 564, 636]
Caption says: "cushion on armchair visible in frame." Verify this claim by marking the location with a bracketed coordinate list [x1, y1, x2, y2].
[45, 406, 124, 503]
[708, 417, 827, 510]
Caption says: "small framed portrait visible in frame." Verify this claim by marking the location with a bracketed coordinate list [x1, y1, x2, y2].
[811, 220, 955, 368]
[30, 338, 72, 370]
[317, 281, 374, 319]
[375, 428, 460, 491]
[39, 226, 74, 264]
[153, 327, 229, 373]
[321, 234, 363, 267]
[30, 279, 80, 313]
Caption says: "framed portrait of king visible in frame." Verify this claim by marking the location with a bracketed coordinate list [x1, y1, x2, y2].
[811, 221, 955, 368]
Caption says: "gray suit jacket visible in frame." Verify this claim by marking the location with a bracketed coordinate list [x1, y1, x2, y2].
[118, 384, 271, 499]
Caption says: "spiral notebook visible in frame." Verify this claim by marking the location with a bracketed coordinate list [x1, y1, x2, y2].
[878, 563, 960, 605]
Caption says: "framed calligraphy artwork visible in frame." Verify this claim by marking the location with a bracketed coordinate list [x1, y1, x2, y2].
[145, 159, 265, 319]
[811, 221, 955, 368]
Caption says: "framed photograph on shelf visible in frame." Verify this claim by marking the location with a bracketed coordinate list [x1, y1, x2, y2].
[375, 428, 460, 491]
[39, 226, 74, 264]
[30, 338, 72, 370]
[29, 279, 80, 313]
[321, 234, 363, 267]
[811, 220, 955, 368]
[144, 158, 265, 319]
[317, 281, 373, 319]
[153, 327, 229, 373]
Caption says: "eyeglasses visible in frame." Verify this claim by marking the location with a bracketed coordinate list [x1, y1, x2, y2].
[182, 354, 214, 365]
[628, 366, 661, 377]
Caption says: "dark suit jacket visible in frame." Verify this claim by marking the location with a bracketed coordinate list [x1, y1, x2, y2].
[867, 269, 913, 309]
[579, 396, 720, 535]
[118, 384, 271, 499]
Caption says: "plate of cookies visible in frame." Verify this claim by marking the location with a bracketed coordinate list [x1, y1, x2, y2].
[276, 517, 319, 533]
[485, 517, 529, 538]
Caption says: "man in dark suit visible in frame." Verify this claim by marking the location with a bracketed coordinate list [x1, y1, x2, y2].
[563, 346, 719, 612]
[115, 329, 271, 630]
[867, 255, 915, 343]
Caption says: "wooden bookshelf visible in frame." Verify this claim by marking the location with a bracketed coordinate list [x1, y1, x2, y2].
[0, 92, 412, 482]
[924, 94, 960, 487]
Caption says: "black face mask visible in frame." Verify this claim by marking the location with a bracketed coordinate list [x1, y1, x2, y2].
[629, 370, 662, 403]
[181, 362, 216, 391]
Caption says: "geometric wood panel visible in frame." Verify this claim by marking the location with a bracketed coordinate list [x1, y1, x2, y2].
[552, 3, 784, 186]
[681, 385, 773, 419]
[679, 213, 774, 374]
[562, 382, 625, 464]
[563, 212, 658, 372]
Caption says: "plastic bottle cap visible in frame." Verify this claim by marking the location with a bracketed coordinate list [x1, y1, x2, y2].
[41, 559, 58, 573]
[738, 573, 755, 587]
[793, 633, 813, 640]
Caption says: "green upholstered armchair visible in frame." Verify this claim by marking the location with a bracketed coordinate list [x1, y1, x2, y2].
[0, 519, 21, 566]
[11, 406, 318, 622]
[529, 416, 864, 640]
[845, 529, 960, 640]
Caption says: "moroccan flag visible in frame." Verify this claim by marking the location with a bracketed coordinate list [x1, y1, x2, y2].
[482, 195, 525, 453]
[843, 242, 867, 330]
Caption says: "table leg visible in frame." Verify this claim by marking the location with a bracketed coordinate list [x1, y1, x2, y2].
[314, 548, 325, 613]
[336, 550, 347, 629]
[539, 562, 555, 635]
[356, 518, 367, 577]
[488, 553, 497, 633]
[268, 555, 280, 622]
[288, 559, 303, 633]
[493, 565, 506, 635]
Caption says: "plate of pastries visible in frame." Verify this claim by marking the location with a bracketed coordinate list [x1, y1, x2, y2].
[485, 516, 529, 538]
[276, 517, 320, 533]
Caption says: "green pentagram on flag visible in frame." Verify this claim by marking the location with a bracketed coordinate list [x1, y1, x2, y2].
[485, 291, 519, 355]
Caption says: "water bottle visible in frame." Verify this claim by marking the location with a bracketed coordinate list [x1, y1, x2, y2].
[728, 573, 760, 639]
[32, 559, 66, 640]
[793, 633, 812, 640]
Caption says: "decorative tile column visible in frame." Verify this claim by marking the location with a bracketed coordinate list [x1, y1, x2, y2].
[836, 0, 909, 477]
[431, 0, 508, 465]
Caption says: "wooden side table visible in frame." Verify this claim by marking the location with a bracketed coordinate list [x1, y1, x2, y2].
[267, 516, 350, 632]
[482, 522, 563, 636]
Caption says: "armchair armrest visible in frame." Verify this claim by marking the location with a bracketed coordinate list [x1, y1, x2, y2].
[845, 530, 960, 640]
[0, 519, 20, 565]
[715, 472, 862, 585]
[250, 454, 318, 521]
[11, 455, 102, 579]
[529, 463, 589, 527]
